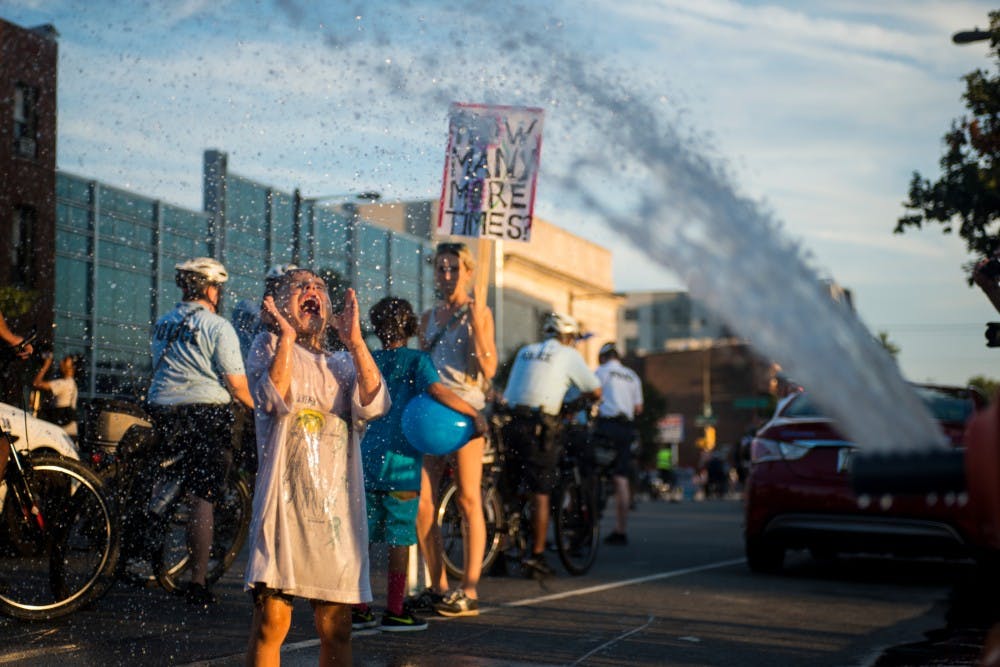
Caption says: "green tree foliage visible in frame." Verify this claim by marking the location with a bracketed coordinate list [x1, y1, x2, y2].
[0, 286, 38, 318]
[969, 374, 1000, 400]
[876, 330, 901, 359]
[895, 10, 1000, 270]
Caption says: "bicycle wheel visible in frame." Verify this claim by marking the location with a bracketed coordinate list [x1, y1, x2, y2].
[437, 481, 503, 580]
[554, 475, 600, 575]
[0, 455, 119, 620]
[155, 472, 252, 593]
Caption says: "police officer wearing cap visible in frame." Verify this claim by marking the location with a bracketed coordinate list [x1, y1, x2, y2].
[501, 312, 601, 578]
[595, 342, 643, 546]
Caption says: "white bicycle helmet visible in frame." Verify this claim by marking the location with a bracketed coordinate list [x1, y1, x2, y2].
[543, 311, 580, 337]
[265, 263, 298, 281]
[175, 257, 229, 284]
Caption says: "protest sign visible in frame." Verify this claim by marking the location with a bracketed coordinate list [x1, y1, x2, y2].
[437, 103, 544, 242]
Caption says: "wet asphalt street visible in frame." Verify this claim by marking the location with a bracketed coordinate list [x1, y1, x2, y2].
[0, 497, 995, 666]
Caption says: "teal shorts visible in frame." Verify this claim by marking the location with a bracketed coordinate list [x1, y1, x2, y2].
[366, 490, 419, 547]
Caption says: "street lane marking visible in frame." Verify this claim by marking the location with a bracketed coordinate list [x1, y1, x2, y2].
[489, 557, 746, 611]
[570, 614, 655, 665]
[184, 558, 747, 665]
[0, 644, 80, 663]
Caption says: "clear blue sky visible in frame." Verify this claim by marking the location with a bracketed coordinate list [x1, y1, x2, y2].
[4, 0, 999, 386]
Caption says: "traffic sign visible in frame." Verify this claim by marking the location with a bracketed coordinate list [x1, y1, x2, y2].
[733, 396, 770, 409]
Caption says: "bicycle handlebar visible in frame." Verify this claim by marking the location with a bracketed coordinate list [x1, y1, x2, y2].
[2, 326, 37, 365]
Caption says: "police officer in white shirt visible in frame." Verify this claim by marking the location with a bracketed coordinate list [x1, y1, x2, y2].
[502, 312, 601, 578]
[595, 342, 643, 545]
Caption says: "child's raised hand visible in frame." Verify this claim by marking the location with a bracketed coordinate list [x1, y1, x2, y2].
[261, 296, 296, 338]
[332, 288, 363, 348]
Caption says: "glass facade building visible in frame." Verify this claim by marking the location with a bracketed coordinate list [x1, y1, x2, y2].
[54, 152, 436, 400]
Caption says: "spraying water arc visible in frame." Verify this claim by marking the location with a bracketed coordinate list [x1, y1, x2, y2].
[290, 3, 950, 455]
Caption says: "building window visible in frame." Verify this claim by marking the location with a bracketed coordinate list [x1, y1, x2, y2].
[624, 308, 639, 321]
[13, 83, 38, 159]
[9, 206, 34, 286]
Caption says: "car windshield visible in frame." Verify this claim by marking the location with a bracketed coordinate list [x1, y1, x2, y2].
[780, 387, 973, 423]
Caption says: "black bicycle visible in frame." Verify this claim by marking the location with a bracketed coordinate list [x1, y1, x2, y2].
[84, 401, 252, 595]
[437, 401, 602, 578]
[0, 336, 119, 621]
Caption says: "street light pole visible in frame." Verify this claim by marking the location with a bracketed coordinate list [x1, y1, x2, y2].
[292, 188, 303, 265]
[290, 189, 381, 266]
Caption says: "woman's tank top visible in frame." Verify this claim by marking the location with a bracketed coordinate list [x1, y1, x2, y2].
[423, 304, 486, 410]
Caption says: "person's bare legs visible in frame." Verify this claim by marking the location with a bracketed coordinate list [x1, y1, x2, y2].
[453, 435, 485, 598]
[188, 495, 214, 586]
[416, 455, 448, 592]
[531, 492, 550, 555]
[311, 601, 352, 665]
[246, 595, 292, 667]
[387, 544, 410, 614]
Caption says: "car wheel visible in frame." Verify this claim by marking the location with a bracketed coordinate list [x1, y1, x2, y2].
[746, 536, 784, 573]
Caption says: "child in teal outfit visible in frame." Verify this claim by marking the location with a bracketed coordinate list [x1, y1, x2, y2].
[354, 297, 486, 632]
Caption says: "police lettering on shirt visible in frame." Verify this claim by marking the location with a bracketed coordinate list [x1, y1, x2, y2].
[519, 348, 552, 363]
[153, 319, 198, 345]
[607, 370, 636, 383]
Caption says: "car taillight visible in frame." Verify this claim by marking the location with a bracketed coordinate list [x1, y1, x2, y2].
[750, 437, 810, 463]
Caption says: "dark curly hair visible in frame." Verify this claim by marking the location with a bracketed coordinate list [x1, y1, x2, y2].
[369, 297, 418, 347]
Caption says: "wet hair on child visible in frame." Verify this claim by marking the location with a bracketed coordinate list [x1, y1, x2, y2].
[369, 297, 418, 346]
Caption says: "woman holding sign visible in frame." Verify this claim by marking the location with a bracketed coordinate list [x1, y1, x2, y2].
[412, 241, 497, 618]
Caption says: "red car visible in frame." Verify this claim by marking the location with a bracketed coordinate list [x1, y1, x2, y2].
[744, 384, 987, 572]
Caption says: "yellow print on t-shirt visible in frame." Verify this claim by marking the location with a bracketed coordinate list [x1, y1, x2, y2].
[283, 408, 348, 531]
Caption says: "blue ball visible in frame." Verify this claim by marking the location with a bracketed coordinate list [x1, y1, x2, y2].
[401, 393, 475, 455]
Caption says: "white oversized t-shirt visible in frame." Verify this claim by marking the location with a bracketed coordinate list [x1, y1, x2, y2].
[244, 333, 390, 603]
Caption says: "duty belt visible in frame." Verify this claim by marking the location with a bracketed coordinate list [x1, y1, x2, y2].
[598, 414, 633, 424]
[510, 405, 544, 418]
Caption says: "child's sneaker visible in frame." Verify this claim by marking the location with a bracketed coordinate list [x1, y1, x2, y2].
[380, 610, 428, 632]
[351, 606, 378, 630]
[403, 587, 444, 614]
[433, 588, 479, 617]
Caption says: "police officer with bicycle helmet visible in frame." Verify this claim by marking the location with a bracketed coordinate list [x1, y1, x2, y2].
[501, 312, 601, 579]
[148, 257, 253, 607]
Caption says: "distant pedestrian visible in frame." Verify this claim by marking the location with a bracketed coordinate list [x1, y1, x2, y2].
[594, 342, 643, 546]
[352, 297, 485, 634]
[32, 351, 79, 439]
[243, 269, 389, 666]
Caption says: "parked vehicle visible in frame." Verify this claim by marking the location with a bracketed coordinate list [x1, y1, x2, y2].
[744, 383, 987, 572]
[0, 401, 79, 460]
